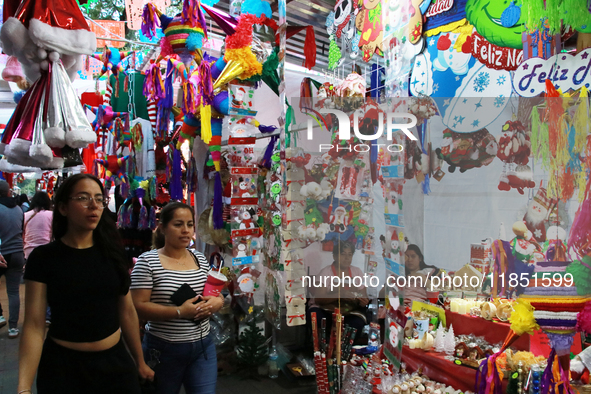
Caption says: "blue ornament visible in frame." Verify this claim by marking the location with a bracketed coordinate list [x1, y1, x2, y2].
[501, 1, 521, 28]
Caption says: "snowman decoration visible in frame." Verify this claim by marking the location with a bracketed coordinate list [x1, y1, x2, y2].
[388, 189, 399, 215]
[237, 210, 255, 229]
[236, 242, 248, 258]
[238, 179, 252, 198]
[389, 230, 401, 263]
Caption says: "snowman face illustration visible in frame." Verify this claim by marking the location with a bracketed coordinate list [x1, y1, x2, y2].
[391, 239, 399, 251]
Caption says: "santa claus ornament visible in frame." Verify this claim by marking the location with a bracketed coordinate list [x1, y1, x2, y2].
[329, 205, 351, 234]
[523, 185, 556, 243]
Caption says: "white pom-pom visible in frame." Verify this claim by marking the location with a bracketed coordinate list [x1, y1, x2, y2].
[30, 143, 54, 166]
[305, 227, 317, 240]
[299, 184, 308, 197]
[65, 128, 96, 149]
[48, 157, 64, 169]
[40, 60, 49, 70]
[37, 48, 48, 59]
[48, 51, 60, 62]
[44, 127, 67, 148]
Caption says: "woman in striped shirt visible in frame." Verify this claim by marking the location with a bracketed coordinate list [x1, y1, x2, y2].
[131, 202, 224, 394]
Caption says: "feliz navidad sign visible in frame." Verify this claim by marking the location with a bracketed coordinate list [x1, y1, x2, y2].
[425, 0, 454, 17]
[513, 48, 591, 97]
[471, 32, 523, 71]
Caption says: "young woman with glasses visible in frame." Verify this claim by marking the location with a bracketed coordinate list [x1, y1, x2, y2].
[17, 174, 154, 394]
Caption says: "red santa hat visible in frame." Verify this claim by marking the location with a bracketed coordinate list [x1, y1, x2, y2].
[1, 0, 96, 61]
[391, 230, 398, 242]
[533, 185, 552, 210]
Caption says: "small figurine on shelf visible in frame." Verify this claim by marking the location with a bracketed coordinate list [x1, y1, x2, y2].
[434, 323, 445, 352]
[443, 325, 455, 355]
[236, 241, 248, 258]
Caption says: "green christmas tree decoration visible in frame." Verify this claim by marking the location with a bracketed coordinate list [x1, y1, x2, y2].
[236, 318, 268, 372]
[328, 38, 342, 70]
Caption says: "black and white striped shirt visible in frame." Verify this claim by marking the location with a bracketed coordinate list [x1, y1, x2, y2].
[131, 249, 210, 342]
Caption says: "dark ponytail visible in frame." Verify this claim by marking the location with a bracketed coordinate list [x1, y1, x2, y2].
[152, 201, 194, 249]
[52, 174, 131, 294]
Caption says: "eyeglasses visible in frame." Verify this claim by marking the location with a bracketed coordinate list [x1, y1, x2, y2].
[69, 195, 109, 209]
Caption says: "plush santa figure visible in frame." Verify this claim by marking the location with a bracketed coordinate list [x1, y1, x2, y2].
[523, 186, 554, 243]
[329, 205, 349, 233]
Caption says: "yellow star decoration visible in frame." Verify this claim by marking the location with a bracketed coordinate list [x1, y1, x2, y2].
[248, 306, 254, 314]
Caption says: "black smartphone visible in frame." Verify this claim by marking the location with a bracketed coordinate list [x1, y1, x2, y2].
[170, 283, 198, 306]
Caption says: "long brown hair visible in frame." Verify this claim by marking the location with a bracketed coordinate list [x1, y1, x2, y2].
[52, 174, 131, 293]
[406, 244, 440, 275]
[152, 202, 195, 249]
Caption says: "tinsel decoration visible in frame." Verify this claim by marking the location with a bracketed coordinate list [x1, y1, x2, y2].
[509, 299, 540, 335]
[186, 32, 204, 52]
[149, 177, 157, 200]
[187, 156, 198, 192]
[568, 181, 591, 258]
[541, 349, 576, 394]
[208, 118, 223, 172]
[160, 37, 174, 59]
[530, 80, 588, 201]
[213, 171, 224, 229]
[143, 64, 165, 102]
[117, 203, 127, 228]
[141, 3, 162, 39]
[576, 301, 591, 334]
[523, 0, 591, 34]
[170, 148, 184, 201]
[126, 202, 134, 228]
[260, 135, 279, 169]
[181, 80, 198, 114]
[241, 0, 272, 18]
[565, 256, 591, 295]
[149, 206, 157, 230]
[199, 61, 214, 105]
[138, 205, 149, 230]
